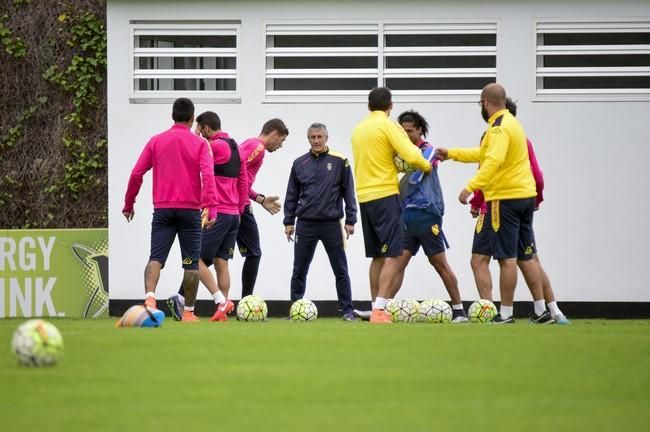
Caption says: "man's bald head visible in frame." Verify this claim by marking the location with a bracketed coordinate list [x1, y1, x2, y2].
[481, 83, 506, 108]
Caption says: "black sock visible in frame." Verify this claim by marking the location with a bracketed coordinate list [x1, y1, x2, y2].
[241, 256, 261, 297]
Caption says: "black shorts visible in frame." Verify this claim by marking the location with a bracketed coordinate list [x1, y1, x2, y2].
[236, 205, 261, 257]
[359, 194, 403, 258]
[201, 213, 240, 265]
[471, 213, 492, 256]
[403, 225, 448, 257]
[149, 208, 202, 270]
[486, 198, 537, 260]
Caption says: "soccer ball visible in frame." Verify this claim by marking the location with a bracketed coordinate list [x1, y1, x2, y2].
[386, 298, 420, 323]
[420, 299, 452, 323]
[11, 319, 64, 366]
[393, 154, 413, 173]
[290, 299, 318, 322]
[468, 299, 498, 323]
[237, 295, 268, 321]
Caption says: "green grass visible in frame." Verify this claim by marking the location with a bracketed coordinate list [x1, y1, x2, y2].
[1, 318, 649, 432]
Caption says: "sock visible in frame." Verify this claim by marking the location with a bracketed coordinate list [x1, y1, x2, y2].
[145, 292, 155, 299]
[500, 305, 513, 319]
[534, 300, 546, 316]
[374, 297, 388, 310]
[452, 303, 464, 311]
[212, 291, 226, 305]
[547, 301, 562, 317]
[242, 256, 261, 297]
[184, 306, 194, 312]
[371, 302, 375, 310]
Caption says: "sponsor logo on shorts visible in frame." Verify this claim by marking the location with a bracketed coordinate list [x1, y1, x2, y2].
[182, 257, 193, 265]
[381, 244, 388, 254]
[431, 224, 439, 236]
[524, 246, 533, 255]
[327, 163, 332, 171]
[239, 247, 248, 253]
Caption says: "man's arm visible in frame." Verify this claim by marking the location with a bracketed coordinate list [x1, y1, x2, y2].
[447, 147, 481, 163]
[341, 158, 357, 226]
[283, 164, 300, 227]
[465, 128, 509, 193]
[199, 140, 219, 222]
[526, 138, 544, 207]
[122, 142, 153, 221]
[237, 148, 249, 214]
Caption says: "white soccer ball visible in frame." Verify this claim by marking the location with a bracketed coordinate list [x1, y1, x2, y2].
[11, 319, 64, 366]
[386, 298, 420, 323]
[290, 299, 318, 322]
[237, 295, 268, 321]
[420, 299, 452, 323]
[468, 299, 498, 323]
[393, 154, 413, 173]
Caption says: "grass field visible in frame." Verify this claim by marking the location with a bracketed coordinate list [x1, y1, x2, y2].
[1, 318, 648, 432]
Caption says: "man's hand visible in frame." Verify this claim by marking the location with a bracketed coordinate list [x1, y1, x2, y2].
[123, 210, 134, 222]
[458, 188, 472, 204]
[285, 225, 295, 242]
[261, 195, 281, 215]
[434, 147, 449, 161]
[202, 207, 218, 228]
[344, 224, 354, 239]
[470, 207, 480, 218]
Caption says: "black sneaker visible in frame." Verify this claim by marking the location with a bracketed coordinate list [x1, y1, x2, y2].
[529, 310, 555, 324]
[492, 314, 515, 324]
[451, 309, 469, 323]
[342, 312, 357, 322]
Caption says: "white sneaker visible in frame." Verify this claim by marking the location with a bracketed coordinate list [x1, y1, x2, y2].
[353, 309, 372, 321]
[553, 314, 571, 325]
[451, 315, 469, 323]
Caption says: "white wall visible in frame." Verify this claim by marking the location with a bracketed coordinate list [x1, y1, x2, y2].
[107, 0, 650, 303]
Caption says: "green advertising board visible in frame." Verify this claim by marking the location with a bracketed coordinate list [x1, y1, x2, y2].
[0, 229, 108, 318]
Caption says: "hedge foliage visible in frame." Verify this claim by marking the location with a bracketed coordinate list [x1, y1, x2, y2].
[0, 0, 106, 228]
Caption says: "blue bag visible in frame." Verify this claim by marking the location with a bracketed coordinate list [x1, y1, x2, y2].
[400, 147, 445, 235]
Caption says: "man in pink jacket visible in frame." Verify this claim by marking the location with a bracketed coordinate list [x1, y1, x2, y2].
[122, 98, 218, 322]
[470, 97, 570, 324]
[167, 111, 249, 322]
[236, 118, 289, 297]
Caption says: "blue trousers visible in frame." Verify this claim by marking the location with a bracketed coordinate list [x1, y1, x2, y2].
[291, 219, 353, 315]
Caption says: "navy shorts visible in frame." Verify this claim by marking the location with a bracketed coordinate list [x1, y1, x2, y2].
[359, 194, 403, 258]
[149, 208, 202, 270]
[471, 213, 492, 256]
[403, 225, 448, 257]
[236, 205, 261, 257]
[486, 198, 537, 260]
[201, 213, 240, 265]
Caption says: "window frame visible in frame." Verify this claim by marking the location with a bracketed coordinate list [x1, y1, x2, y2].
[533, 18, 650, 102]
[129, 21, 241, 104]
[263, 19, 499, 103]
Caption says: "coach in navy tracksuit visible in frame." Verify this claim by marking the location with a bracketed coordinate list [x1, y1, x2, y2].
[283, 122, 357, 320]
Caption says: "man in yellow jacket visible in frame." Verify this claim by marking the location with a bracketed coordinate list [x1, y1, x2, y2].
[436, 83, 553, 324]
[351, 87, 433, 323]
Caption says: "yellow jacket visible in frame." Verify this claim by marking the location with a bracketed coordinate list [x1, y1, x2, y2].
[448, 109, 536, 201]
[351, 111, 431, 203]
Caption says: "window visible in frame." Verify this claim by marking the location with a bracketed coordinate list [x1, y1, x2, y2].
[535, 20, 650, 100]
[130, 22, 240, 103]
[265, 21, 497, 101]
